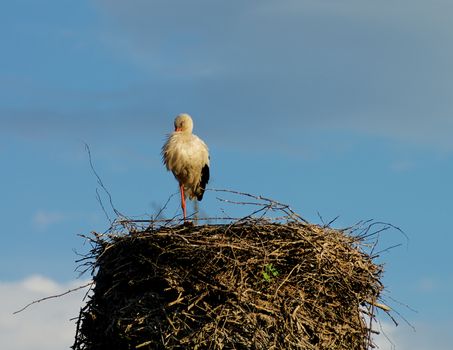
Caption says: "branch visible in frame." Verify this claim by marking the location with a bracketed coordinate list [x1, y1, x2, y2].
[85, 143, 125, 220]
[13, 281, 93, 315]
[208, 188, 308, 223]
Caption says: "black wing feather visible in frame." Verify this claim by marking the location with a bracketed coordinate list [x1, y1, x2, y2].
[197, 164, 210, 201]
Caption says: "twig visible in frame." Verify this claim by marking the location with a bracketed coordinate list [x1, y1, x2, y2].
[85, 143, 125, 219]
[208, 188, 308, 223]
[371, 243, 403, 258]
[96, 188, 111, 224]
[154, 192, 178, 221]
[13, 281, 93, 315]
[367, 299, 391, 312]
[325, 215, 340, 228]
[386, 295, 418, 314]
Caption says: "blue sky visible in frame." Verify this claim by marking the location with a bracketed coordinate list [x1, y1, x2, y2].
[1, 1, 452, 349]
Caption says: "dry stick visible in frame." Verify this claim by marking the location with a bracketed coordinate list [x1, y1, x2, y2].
[359, 221, 408, 244]
[96, 187, 111, 224]
[381, 297, 416, 331]
[215, 197, 267, 207]
[367, 299, 392, 312]
[371, 243, 403, 258]
[120, 217, 239, 225]
[85, 143, 125, 220]
[13, 281, 94, 315]
[367, 304, 375, 348]
[154, 191, 178, 221]
[72, 308, 83, 350]
[208, 188, 308, 223]
[72, 303, 91, 350]
[110, 189, 305, 229]
[325, 215, 340, 228]
[209, 188, 282, 205]
[377, 317, 397, 350]
[215, 195, 288, 224]
[386, 295, 418, 313]
[273, 263, 300, 298]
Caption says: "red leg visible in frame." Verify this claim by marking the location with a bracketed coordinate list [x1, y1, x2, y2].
[179, 184, 187, 221]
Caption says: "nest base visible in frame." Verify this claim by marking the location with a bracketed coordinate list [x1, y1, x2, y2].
[73, 220, 383, 350]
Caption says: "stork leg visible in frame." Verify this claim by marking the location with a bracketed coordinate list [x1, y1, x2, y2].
[179, 184, 187, 221]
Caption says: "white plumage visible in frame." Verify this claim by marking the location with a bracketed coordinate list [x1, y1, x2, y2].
[162, 113, 210, 221]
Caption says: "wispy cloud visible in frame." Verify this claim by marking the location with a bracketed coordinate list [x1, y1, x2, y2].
[0, 275, 89, 350]
[390, 160, 415, 173]
[374, 320, 453, 350]
[32, 210, 69, 231]
[31, 209, 106, 232]
[3, 1, 453, 152]
[417, 277, 438, 293]
[91, 0, 453, 151]
[1, 275, 451, 350]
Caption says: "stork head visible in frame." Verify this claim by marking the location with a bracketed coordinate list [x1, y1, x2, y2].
[174, 113, 194, 133]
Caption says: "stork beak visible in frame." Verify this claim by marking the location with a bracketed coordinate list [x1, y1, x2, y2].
[175, 127, 182, 132]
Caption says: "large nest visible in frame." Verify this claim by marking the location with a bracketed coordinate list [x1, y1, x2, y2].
[73, 193, 390, 349]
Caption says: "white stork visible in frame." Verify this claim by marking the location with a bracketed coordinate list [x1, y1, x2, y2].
[162, 113, 210, 221]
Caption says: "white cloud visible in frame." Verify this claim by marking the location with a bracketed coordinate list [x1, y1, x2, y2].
[2, 276, 452, 350]
[374, 320, 453, 350]
[32, 210, 69, 231]
[0, 275, 90, 350]
[21, 275, 62, 294]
